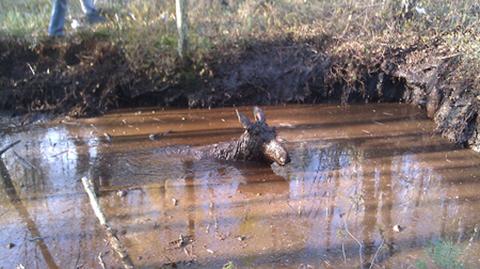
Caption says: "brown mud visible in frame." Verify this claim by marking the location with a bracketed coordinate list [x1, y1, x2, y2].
[0, 34, 479, 151]
[1, 104, 480, 268]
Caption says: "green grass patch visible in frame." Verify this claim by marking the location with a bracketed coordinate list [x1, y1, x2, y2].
[416, 239, 466, 269]
[429, 240, 465, 269]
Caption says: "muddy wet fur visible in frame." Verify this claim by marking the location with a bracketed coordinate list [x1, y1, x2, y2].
[201, 107, 290, 166]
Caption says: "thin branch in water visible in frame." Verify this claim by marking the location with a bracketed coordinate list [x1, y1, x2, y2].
[74, 232, 84, 269]
[368, 239, 384, 269]
[82, 177, 135, 269]
[0, 140, 21, 156]
[342, 214, 364, 269]
[13, 151, 37, 170]
[98, 252, 107, 269]
[51, 150, 69, 158]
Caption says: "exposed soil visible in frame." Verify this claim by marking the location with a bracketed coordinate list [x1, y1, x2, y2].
[0, 34, 478, 151]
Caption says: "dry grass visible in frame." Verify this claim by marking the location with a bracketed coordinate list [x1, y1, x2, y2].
[1, 1, 479, 79]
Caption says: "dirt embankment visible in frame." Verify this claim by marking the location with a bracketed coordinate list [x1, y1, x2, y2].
[0, 35, 478, 151]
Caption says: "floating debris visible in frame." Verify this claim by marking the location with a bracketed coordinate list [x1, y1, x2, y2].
[28, 236, 47, 242]
[393, 225, 404, 233]
[149, 130, 171, 141]
[278, 123, 294, 128]
[149, 133, 160, 140]
[236, 235, 246, 241]
[169, 234, 192, 249]
[117, 190, 127, 198]
[372, 120, 385, 125]
[215, 233, 227, 241]
[223, 261, 235, 269]
[103, 133, 112, 143]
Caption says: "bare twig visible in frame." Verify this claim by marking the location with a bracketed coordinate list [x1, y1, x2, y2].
[74, 251, 81, 269]
[28, 236, 47, 242]
[73, 231, 84, 269]
[98, 252, 107, 269]
[27, 63, 36, 75]
[342, 215, 364, 268]
[0, 140, 21, 156]
[13, 151, 37, 170]
[81, 177, 135, 269]
[368, 238, 384, 269]
[51, 150, 69, 158]
[342, 240, 347, 264]
[438, 53, 462, 60]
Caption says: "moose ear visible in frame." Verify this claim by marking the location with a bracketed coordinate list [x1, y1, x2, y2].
[236, 109, 252, 129]
[253, 106, 266, 123]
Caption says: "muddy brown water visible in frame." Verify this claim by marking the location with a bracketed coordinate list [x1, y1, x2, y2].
[1, 104, 479, 269]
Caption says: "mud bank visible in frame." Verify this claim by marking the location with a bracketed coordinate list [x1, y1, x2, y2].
[0, 34, 478, 151]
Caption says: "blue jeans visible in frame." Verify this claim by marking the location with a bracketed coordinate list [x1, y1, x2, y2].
[48, 0, 98, 36]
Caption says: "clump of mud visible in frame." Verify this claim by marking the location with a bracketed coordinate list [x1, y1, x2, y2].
[0, 34, 478, 151]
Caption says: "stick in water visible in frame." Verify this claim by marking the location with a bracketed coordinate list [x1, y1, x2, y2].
[81, 177, 135, 269]
[0, 140, 21, 156]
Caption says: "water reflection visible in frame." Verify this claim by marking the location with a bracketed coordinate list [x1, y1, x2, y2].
[0, 159, 60, 269]
[0, 104, 479, 268]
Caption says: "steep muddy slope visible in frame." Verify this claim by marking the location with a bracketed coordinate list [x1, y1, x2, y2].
[0, 35, 478, 151]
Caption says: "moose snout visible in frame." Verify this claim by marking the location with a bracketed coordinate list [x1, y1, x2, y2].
[263, 140, 290, 166]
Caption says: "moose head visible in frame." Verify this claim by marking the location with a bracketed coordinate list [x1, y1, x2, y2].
[234, 107, 290, 166]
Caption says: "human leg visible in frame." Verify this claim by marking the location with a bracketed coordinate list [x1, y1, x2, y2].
[80, 0, 106, 24]
[48, 0, 68, 36]
[79, 0, 97, 15]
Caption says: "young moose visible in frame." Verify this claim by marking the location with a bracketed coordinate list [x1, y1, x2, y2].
[202, 107, 290, 166]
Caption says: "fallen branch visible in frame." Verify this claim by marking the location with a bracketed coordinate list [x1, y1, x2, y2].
[342, 214, 364, 269]
[81, 177, 135, 269]
[0, 140, 21, 156]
